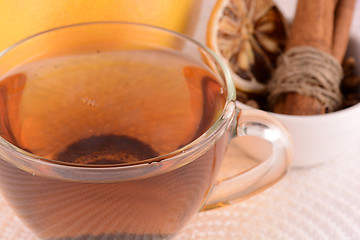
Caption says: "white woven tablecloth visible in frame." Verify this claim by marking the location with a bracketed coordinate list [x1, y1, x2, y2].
[1, 0, 360, 239]
[1, 139, 360, 240]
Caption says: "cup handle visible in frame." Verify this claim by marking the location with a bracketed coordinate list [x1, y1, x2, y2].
[202, 108, 293, 211]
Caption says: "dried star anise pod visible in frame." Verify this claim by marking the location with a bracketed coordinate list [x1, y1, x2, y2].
[207, 0, 289, 96]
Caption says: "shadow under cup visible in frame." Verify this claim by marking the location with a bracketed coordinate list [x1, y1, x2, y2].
[0, 22, 237, 239]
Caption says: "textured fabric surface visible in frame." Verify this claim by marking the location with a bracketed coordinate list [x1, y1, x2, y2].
[1, 140, 359, 240]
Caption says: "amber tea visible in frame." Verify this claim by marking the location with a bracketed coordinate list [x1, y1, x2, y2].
[0, 49, 226, 164]
[0, 49, 228, 239]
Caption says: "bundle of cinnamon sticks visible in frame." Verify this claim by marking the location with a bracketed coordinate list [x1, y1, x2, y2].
[268, 0, 356, 115]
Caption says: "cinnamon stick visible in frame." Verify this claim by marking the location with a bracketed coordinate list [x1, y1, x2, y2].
[271, 0, 355, 115]
[333, 0, 356, 61]
[286, 0, 335, 54]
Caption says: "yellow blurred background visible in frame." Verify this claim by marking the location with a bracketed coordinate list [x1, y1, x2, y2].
[0, 0, 201, 51]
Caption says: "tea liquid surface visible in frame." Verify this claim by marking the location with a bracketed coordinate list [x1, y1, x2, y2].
[0, 49, 226, 165]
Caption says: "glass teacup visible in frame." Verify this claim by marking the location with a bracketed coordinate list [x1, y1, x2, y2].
[0, 22, 292, 240]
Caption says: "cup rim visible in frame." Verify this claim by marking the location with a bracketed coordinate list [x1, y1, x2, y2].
[0, 21, 237, 171]
[237, 99, 360, 122]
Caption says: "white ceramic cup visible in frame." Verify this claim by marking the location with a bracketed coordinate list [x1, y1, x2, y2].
[237, 101, 360, 168]
[237, 18, 360, 167]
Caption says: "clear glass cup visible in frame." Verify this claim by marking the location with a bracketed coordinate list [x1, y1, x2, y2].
[0, 22, 292, 240]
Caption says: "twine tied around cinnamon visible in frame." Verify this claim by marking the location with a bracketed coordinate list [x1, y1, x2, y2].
[267, 46, 343, 112]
